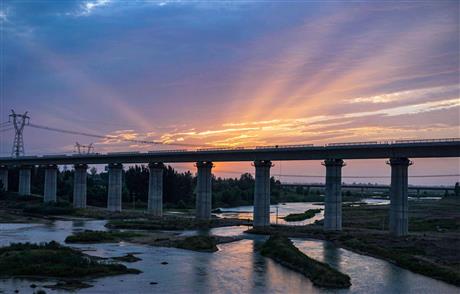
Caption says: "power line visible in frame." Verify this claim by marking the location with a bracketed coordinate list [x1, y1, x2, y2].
[215, 169, 459, 178]
[27, 123, 205, 148]
[0, 127, 14, 133]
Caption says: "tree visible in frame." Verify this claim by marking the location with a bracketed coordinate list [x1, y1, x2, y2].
[455, 182, 460, 197]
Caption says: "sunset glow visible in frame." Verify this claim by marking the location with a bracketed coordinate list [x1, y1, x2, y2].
[1, 0, 459, 184]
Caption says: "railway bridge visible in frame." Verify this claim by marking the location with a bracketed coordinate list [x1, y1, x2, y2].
[0, 138, 459, 236]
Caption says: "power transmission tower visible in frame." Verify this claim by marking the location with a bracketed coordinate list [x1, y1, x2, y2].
[74, 142, 94, 154]
[9, 110, 30, 157]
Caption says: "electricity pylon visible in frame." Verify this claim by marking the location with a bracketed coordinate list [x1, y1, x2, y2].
[9, 110, 30, 157]
[75, 142, 94, 154]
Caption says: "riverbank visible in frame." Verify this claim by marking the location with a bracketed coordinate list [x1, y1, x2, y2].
[249, 197, 460, 286]
[260, 235, 351, 288]
[283, 209, 322, 222]
[106, 216, 251, 230]
[0, 241, 141, 289]
[65, 229, 241, 252]
[0, 214, 458, 293]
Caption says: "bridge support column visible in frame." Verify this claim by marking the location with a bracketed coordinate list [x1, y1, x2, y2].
[73, 164, 88, 208]
[195, 161, 213, 220]
[253, 160, 273, 228]
[148, 163, 164, 216]
[388, 158, 412, 236]
[323, 159, 345, 231]
[107, 163, 123, 212]
[18, 166, 32, 196]
[44, 164, 58, 203]
[0, 165, 8, 191]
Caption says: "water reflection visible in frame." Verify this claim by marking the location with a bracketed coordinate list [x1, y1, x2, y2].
[322, 242, 343, 272]
[0, 220, 458, 293]
[217, 202, 325, 226]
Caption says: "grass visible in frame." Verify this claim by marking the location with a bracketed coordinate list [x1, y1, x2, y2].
[22, 201, 75, 216]
[0, 241, 141, 278]
[260, 235, 351, 288]
[340, 236, 460, 286]
[65, 230, 143, 243]
[112, 253, 142, 262]
[106, 217, 248, 231]
[283, 209, 322, 222]
[176, 236, 218, 252]
[107, 219, 198, 230]
[252, 197, 460, 286]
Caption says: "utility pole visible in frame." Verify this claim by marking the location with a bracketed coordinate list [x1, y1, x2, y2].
[9, 110, 30, 157]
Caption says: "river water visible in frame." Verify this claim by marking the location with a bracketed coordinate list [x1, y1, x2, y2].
[0, 202, 458, 294]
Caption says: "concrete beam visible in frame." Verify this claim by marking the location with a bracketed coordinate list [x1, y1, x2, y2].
[18, 165, 32, 196]
[195, 161, 213, 220]
[43, 164, 58, 203]
[323, 159, 345, 231]
[0, 165, 8, 191]
[253, 160, 273, 228]
[107, 163, 123, 212]
[73, 164, 88, 208]
[148, 162, 164, 216]
[388, 157, 412, 236]
[1, 140, 458, 167]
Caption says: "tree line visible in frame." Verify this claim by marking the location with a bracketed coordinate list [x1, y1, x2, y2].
[2, 165, 287, 208]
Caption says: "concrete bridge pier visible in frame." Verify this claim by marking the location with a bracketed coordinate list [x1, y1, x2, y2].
[195, 161, 213, 220]
[107, 163, 123, 212]
[73, 164, 88, 208]
[388, 157, 412, 236]
[43, 164, 58, 202]
[0, 165, 8, 191]
[323, 159, 345, 231]
[18, 165, 32, 196]
[253, 160, 273, 228]
[148, 162, 164, 216]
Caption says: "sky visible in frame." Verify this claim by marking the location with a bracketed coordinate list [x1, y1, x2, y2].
[0, 0, 459, 185]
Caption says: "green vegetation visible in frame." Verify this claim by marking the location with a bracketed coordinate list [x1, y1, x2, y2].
[260, 235, 351, 288]
[3, 165, 377, 210]
[65, 230, 143, 243]
[253, 197, 460, 286]
[0, 241, 141, 278]
[342, 198, 460, 232]
[340, 236, 460, 286]
[176, 236, 218, 252]
[106, 217, 248, 231]
[107, 219, 201, 230]
[22, 201, 75, 215]
[45, 280, 93, 290]
[112, 253, 142, 262]
[283, 209, 322, 222]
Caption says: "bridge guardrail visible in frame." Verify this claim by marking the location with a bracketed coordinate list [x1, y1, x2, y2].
[2, 138, 459, 159]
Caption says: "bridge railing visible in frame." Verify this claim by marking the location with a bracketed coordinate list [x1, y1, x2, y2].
[2, 138, 459, 159]
[393, 138, 460, 144]
[327, 141, 381, 146]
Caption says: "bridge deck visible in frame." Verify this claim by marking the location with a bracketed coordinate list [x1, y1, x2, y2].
[0, 139, 459, 166]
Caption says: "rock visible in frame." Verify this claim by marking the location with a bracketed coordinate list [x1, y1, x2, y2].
[161, 261, 168, 265]
[30, 284, 37, 288]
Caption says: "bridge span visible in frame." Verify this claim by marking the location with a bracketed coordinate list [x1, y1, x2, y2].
[281, 183, 456, 195]
[0, 138, 459, 236]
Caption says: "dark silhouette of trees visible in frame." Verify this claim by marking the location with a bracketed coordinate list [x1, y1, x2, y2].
[4, 164, 309, 208]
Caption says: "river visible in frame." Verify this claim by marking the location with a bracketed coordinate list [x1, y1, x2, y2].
[0, 202, 458, 293]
